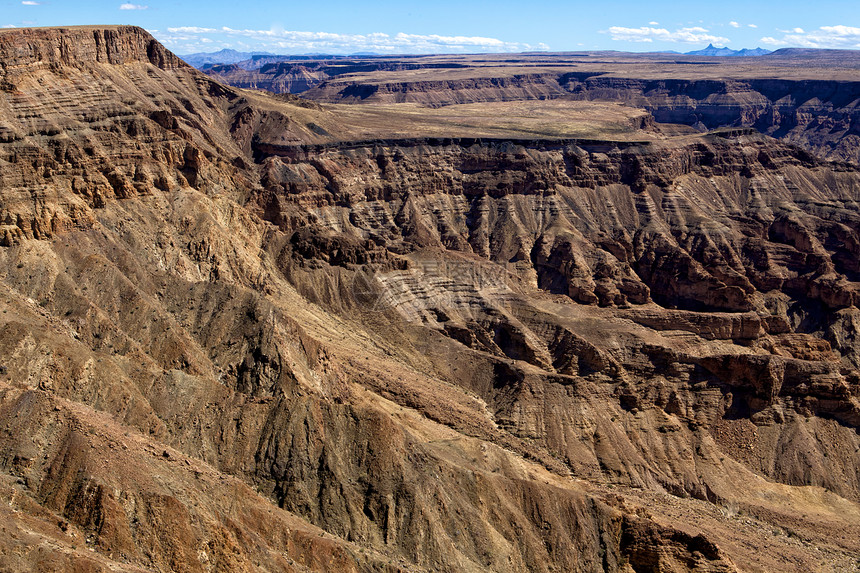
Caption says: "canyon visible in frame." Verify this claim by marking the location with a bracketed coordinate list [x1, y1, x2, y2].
[0, 25, 859, 572]
[202, 49, 860, 165]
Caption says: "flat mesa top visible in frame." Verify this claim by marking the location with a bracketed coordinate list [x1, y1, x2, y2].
[0, 25, 135, 34]
[321, 99, 673, 142]
[0, 25, 154, 44]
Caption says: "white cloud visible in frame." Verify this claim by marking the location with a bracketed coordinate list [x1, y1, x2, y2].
[157, 26, 546, 54]
[167, 26, 218, 33]
[761, 25, 860, 48]
[119, 3, 148, 9]
[748, 24, 758, 29]
[1, 24, 16, 28]
[606, 25, 729, 45]
[729, 21, 740, 28]
[21, 1, 40, 5]
[649, 21, 659, 26]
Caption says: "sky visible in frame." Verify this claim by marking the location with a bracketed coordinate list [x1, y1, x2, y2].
[2, 0, 860, 55]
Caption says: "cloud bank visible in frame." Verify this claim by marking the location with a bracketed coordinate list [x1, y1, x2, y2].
[158, 26, 548, 54]
[606, 25, 729, 45]
[761, 25, 860, 48]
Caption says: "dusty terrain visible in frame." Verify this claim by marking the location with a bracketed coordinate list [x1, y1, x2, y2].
[1, 25, 860, 572]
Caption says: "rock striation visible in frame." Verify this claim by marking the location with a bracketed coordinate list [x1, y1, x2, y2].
[201, 58, 471, 95]
[0, 25, 184, 73]
[561, 76, 860, 164]
[1, 26, 860, 573]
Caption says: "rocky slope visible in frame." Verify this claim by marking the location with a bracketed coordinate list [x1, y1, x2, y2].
[1, 26, 860, 573]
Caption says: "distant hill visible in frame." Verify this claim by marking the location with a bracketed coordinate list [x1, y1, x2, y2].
[686, 44, 771, 57]
[184, 50, 391, 70]
[180, 48, 274, 67]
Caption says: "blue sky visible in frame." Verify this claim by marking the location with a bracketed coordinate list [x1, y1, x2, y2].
[2, 1, 860, 55]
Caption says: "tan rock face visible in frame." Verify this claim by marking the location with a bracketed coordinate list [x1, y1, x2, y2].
[1, 26, 860, 573]
[0, 26, 185, 72]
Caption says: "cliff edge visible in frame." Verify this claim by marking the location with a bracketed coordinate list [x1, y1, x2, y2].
[0, 25, 185, 73]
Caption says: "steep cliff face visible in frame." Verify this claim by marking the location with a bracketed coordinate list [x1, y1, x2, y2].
[257, 132, 860, 314]
[0, 25, 185, 73]
[202, 59, 470, 95]
[303, 73, 571, 106]
[562, 76, 860, 164]
[2, 26, 860, 573]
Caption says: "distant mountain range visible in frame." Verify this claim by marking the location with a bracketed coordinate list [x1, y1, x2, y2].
[180, 50, 390, 69]
[685, 44, 772, 57]
[180, 49, 275, 68]
[180, 44, 775, 69]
